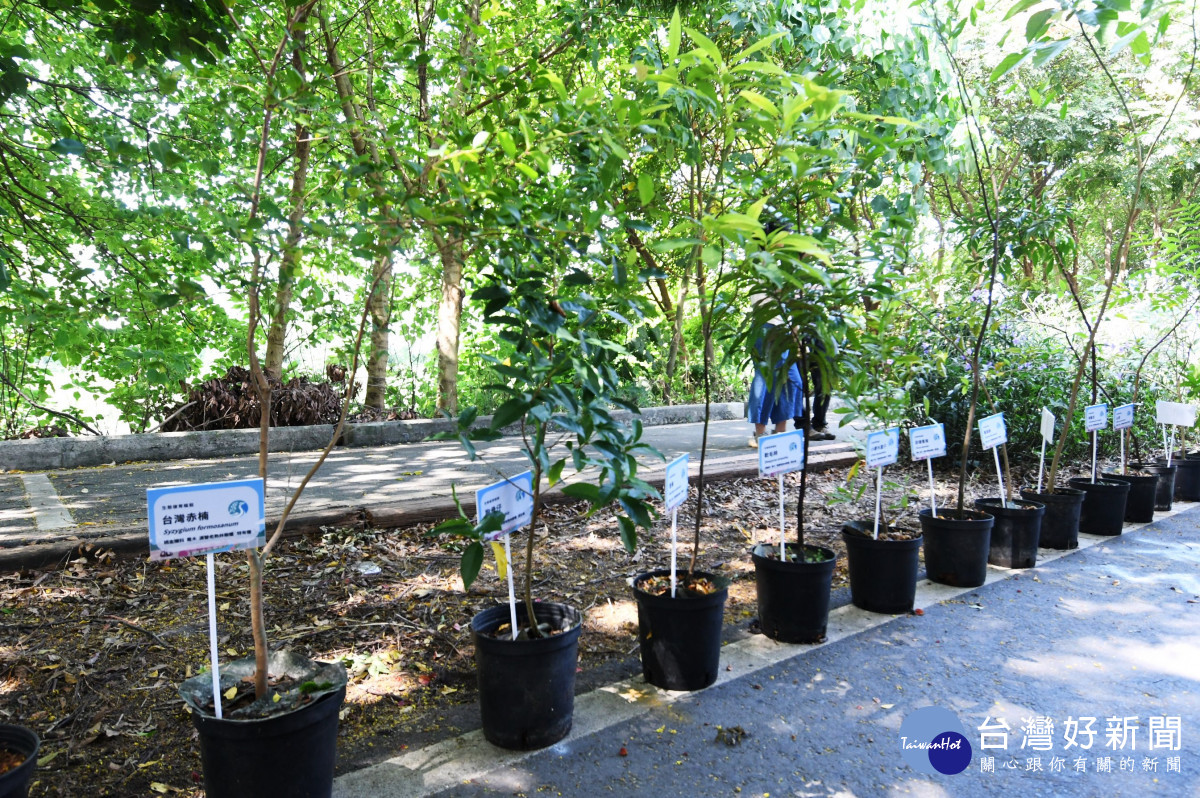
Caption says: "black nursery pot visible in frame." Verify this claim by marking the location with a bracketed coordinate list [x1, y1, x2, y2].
[1103, 471, 1159, 523]
[1068, 477, 1131, 536]
[840, 521, 921, 614]
[632, 569, 728, 691]
[0, 724, 40, 798]
[1145, 463, 1177, 511]
[189, 684, 346, 798]
[918, 508, 993, 587]
[1020, 487, 1084, 550]
[1175, 457, 1200, 502]
[472, 601, 582, 750]
[751, 543, 836, 644]
[976, 498, 1044, 569]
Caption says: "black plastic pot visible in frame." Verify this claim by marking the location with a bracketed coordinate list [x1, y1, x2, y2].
[976, 498, 1044, 569]
[1103, 471, 1158, 522]
[632, 569, 728, 691]
[1175, 457, 1200, 501]
[472, 601, 581, 750]
[1145, 463, 1177, 511]
[189, 684, 346, 798]
[918, 509, 993, 587]
[1068, 477, 1131, 536]
[751, 543, 836, 643]
[0, 725, 39, 798]
[840, 521, 921, 614]
[1020, 487, 1084, 550]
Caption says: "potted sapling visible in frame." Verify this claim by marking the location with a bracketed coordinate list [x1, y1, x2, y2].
[434, 252, 657, 749]
[836, 304, 926, 612]
[739, 237, 860, 641]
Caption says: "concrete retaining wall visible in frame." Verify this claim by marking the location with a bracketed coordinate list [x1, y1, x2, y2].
[0, 402, 744, 471]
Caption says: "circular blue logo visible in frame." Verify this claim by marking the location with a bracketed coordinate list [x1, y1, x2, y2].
[899, 706, 972, 775]
[928, 731, 972, 775]
[228, 499, 249, 517]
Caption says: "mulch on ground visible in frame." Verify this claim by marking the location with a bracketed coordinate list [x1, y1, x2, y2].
[0, 459, 1106, 796]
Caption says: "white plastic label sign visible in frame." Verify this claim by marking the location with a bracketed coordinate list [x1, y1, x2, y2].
[475, 471, 534, 540]
[664, 454, 689, 511]
[1084, 403, 1108, 432]
[866, 428, 900, 468]
[1114, 403, 1135, 431]
[908, 423, 946, 461]
[977, 412, 1007, 450]
[1157, 400, 1197, 427]
[758, 430, 805, 477]
[1040, 408, 1055, 443]
[147, 478, 266, 562]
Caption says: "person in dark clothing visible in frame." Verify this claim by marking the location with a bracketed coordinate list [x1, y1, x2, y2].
[796, 335, 834, 440]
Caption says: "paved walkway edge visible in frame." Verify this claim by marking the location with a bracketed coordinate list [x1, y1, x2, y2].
[331, 501, 1199, 798]
[0, 403, 745, 471]
[0, 448, 858, 571]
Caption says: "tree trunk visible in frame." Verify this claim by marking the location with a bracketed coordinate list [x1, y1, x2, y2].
[434, 231, 465, 414]
[362, 252, 393, 409]
[664, 268, 690, 403]
[264, 120, 311, 379]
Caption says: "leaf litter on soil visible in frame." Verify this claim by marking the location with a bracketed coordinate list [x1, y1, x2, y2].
[0, 459, 1109, 795]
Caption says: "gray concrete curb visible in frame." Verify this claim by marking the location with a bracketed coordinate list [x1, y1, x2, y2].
[0, 402, 745, 471]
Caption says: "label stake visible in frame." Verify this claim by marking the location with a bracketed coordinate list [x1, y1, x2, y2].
[873, 466, 883, 540]
[205, 552, 222, 720]
[504, 533, 517, 640]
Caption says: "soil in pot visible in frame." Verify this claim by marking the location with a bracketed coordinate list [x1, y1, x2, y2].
[1020, 487, 1083, 550]
[1068, 477, 1131, 536]
[919, 508, 993, 588]
[840, 521, 921, 614]
[472, 601, 582, 750]
[976, 498, 1044, 569]
[0, 724, 39, 798]
[1102, 471, 1158, 523]
[1144, 463, 1177, 511]
[751, 542, 836, 644]
[633, 569, 729, 691]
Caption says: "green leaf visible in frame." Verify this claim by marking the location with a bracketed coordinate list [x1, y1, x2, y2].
[990, 51, 1029, 81]
[548, 458, 566, 486]
[637, 174, 655, 205]
[561, 482, 602, 503]
[738, 90, 779, 116]
[1004, 0, 1047, 21]
[460, 541, 484, 589]
[49, 138, 85, 156]
[617, 515, 637, 553]
[1026, 8, 1054, 39]
[491, 397, 529, 430]
[666, 7, 681, 61]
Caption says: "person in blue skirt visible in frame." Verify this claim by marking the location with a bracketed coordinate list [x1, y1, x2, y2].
[748, 322, 804, 448]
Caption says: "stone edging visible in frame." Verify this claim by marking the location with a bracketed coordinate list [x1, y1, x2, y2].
[0, 402, 745, 471]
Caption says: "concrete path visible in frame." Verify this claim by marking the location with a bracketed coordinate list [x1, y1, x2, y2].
[0, 417, 863, 569]
[335, 503, 1200, 798]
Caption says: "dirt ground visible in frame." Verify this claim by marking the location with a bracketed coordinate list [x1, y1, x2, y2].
[0, 458, 1106, 796]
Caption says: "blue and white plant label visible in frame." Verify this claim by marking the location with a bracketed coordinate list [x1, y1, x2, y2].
[664, 454, 689, 511]
[147, 478, 266, 562]
[977, 413, 1007, 450]
[866, 428, 900, 468]
[1113, 403, 1135, 431]
[758, 430, 805, 477]
[1084, 403, 1108, 433]
[475, 471, 534, 540]
[909, 423, 946, 461]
